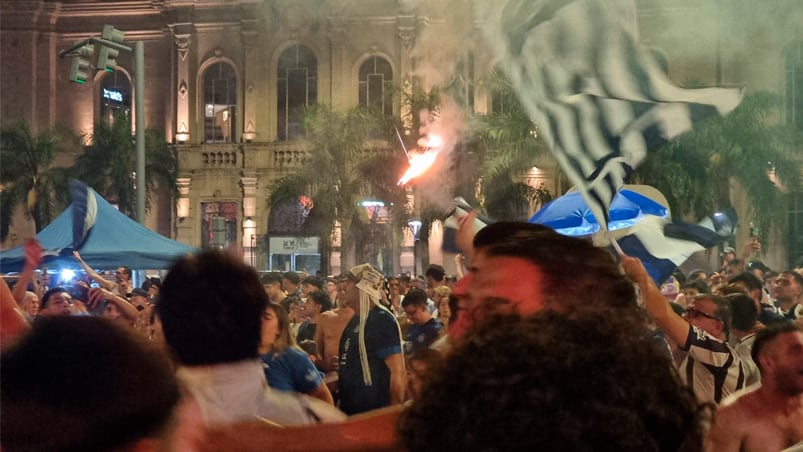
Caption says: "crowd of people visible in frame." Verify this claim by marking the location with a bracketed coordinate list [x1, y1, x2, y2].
[2, 212, 803, 451]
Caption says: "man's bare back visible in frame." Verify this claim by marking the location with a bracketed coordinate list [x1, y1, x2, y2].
[315, 306, 355, 372]
[706, 387, 803, 452]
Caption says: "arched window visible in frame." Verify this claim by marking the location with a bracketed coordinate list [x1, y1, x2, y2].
[277, 45, 317, 141]
[784, 41, 803, 130]
[98, 71, 131, 125]
[203, 62, 237, 143]
[358, 56, 393, 116]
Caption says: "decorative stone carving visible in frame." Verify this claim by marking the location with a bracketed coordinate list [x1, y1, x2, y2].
[177, 177, 192, 196]
[175, 34, 191, 61]
[178, 80, 188, 98]
[397, 15, 416, 51]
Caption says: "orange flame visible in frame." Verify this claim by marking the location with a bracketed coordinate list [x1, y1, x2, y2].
[398, 134, 443, 186]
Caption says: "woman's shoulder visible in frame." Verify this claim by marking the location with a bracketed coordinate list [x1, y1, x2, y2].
[280, 346, 313, 363]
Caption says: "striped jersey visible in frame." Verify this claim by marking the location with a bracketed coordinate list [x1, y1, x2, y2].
[679, 324, 745, 405]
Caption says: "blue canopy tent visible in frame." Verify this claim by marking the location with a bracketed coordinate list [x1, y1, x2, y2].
[0, 189, 195, 272]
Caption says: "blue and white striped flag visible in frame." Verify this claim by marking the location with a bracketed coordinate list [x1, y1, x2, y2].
[69, 179, 98, 249]
[616, 214, 732, 285]
[482, 0, 743, 230]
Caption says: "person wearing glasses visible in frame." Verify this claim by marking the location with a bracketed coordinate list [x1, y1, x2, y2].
[623, 256, 745, 405]
[72, 250, 133, 297]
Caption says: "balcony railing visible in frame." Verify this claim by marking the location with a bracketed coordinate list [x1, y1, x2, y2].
[175, 139, 394, 172]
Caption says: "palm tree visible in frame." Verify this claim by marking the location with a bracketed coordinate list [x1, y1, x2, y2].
[631, 91, 802, 235]
[472, 70, 553, 221]
[268, 104, 408, 273]
[72, 111, 177, 218]
[0, 121, 76, 241]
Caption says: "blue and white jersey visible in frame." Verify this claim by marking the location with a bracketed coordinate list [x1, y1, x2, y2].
[679, 324, 745, 405]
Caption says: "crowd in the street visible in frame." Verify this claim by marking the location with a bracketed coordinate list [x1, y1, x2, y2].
[2, 215, 803, 451]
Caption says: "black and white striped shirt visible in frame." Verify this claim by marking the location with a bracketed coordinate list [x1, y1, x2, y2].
[679, 325, 745, 405]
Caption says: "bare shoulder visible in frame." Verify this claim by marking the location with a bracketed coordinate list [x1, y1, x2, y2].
[716, 390, 764, 424]
[319, 311, 337, 321]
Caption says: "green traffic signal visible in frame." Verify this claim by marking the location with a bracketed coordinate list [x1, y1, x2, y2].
[96, 25, 125, 72]
[68, 43, 94, 84]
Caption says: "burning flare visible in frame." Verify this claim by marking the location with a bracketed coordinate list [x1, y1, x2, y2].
[397, 133, 443, 186]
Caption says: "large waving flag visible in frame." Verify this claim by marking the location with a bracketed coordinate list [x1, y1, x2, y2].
[482, 0, 743, 231]
[68, 180, 98, 249]
[616, 213, 734, 285]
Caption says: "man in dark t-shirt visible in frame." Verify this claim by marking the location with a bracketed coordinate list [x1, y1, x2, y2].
[338, 307, 402, 414]
[336, 264, 404, 415]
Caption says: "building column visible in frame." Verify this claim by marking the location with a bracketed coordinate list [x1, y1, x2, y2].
[172, 28, 192, 143]
[241, 173, 258, 266]
[175, 176, 192, 244]
[241, 15, 260, 142]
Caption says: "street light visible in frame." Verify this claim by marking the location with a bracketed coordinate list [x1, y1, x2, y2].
[408, 218, 422, 276]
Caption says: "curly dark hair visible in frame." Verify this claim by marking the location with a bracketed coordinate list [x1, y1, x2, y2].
[398, 312, 707, 452]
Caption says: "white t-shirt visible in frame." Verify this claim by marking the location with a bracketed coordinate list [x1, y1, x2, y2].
[172, 359, 345, 450]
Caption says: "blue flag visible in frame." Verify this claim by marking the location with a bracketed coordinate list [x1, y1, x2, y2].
[69, 179, 98, 249]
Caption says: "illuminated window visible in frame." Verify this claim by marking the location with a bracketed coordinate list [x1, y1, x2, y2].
[201, 201, 238, 249]
[277, 45, 317, 141]
[358, 56, 393, 116]
[203, 62, 237, 143]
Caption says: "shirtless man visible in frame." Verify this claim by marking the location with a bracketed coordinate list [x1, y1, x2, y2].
[705, 322, 803, 452]
[314, 278, 355, 373]
[73, 250, 133, 297]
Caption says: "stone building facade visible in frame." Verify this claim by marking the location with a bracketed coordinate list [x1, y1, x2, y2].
[1, 0, 802, 272]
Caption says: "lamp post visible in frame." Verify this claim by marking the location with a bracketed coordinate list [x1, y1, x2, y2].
[407, 218, 422, 276]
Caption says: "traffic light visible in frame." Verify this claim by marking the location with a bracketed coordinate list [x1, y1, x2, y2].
[96, 25, 125, 72]
[68, 42, 94, 84]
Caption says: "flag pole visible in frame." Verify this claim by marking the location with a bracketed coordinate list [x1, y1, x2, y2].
[395, 127, 410, 160]
[606, 229, 626, 257]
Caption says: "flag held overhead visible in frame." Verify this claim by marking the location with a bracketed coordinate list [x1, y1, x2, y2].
[483, 0, 743, 231]
[69, 180, 98, 249]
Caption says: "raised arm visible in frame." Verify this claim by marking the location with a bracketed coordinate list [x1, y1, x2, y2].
[12, 239, 42, 305]
[1, 278, 30, 351]
[73, 250, 116, 291]
[88, 287, 139, 321]
[455, 210, 478, 261]
[454, 253, 465, 279]
[621, 255, 690, 347]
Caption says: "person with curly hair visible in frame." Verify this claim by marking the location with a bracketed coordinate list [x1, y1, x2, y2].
[399, 311, 707, 452]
